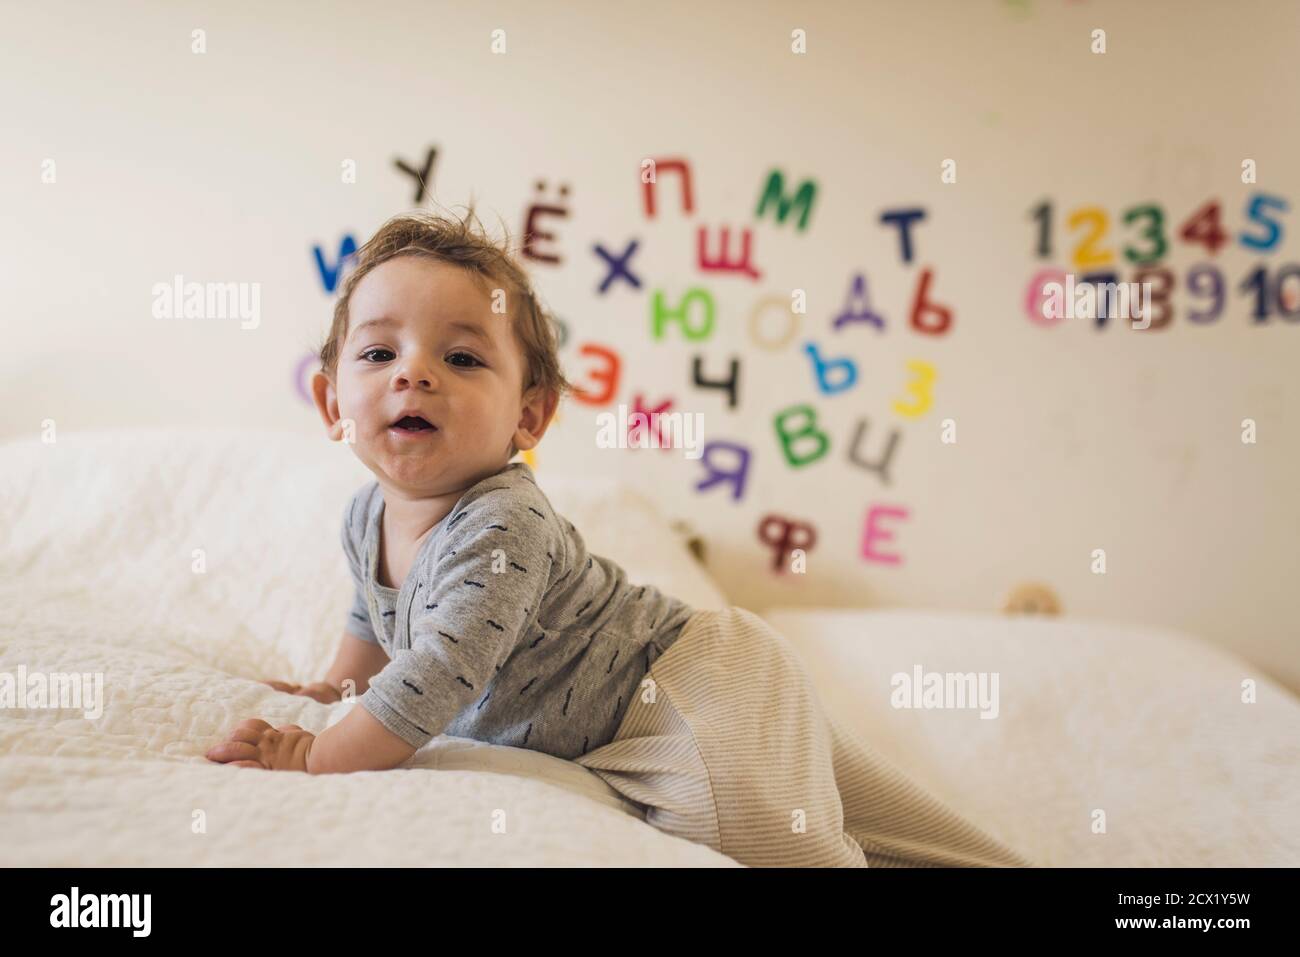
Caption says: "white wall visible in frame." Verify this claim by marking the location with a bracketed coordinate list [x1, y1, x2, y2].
[4, 0, 1298, 689]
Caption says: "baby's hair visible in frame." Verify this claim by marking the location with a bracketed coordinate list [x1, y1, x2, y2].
[317, 203, 573, 456]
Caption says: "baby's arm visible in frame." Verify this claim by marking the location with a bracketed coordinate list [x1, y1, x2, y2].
[261, 629, 390, 703]
[322, 628, 392, 697]
[209, 631, 411, 774]
[305, 701, 416, 773]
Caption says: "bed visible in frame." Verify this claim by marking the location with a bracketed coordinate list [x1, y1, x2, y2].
[1, 427, 1296, 867]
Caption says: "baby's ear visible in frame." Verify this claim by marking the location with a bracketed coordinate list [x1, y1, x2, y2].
[310, 371, 345, 439]
[537, 387, 561, 431]
[516, 386, 558, 449]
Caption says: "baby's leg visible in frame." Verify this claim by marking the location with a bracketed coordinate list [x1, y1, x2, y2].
[574, 685, 725, 856]
[578, 606, 1029, 868]
[580, 606, 866, 866]
[826, 713, 1032, 868]
[578, 669, 865, 866]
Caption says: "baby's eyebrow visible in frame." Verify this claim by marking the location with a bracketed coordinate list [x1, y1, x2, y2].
[351, 315, 495, 349]
[445, 319, 497, 350]
[350, 316, 400, 339]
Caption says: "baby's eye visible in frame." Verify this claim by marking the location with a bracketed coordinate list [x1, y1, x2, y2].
[447, 351, 483, 368]
[360, 348, 394, 363]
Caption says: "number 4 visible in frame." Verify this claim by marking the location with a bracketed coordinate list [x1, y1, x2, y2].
[1179, 200, 1228, 256]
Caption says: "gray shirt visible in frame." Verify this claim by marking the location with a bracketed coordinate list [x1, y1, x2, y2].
[341, 461, 696, 760]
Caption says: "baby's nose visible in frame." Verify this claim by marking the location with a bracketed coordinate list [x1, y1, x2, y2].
[394, 361, 437, 388]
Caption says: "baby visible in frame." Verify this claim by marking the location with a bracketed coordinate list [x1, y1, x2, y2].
[206, 209, 1032, 869]
[209, 209, 692, 772]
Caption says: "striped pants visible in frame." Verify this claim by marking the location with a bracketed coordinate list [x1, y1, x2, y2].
[576, 606, 1032, 868]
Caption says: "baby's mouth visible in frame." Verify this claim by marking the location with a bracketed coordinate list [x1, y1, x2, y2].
[391, 415, 438, 433]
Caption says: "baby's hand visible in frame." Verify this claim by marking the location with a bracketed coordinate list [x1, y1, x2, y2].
[261, 679, 343, 704]
[205, 718, 314, 772]
[262, 679, 301, 694]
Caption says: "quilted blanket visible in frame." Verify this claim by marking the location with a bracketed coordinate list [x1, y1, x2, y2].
[0, 427, 736, 866]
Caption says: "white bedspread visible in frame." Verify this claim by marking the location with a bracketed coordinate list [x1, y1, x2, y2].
[0, 427, 735, 866]
[764, 608, 1300, 868]
[5, 427, 1293, 867]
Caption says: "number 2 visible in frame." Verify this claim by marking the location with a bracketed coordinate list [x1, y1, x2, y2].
[1068, 207, 1114, 269]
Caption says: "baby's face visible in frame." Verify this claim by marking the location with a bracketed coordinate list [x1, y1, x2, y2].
[326, 255, 532, 494]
